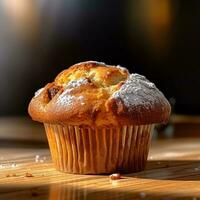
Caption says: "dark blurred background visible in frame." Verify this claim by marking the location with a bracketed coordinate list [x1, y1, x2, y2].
[0, 0, 200, 116]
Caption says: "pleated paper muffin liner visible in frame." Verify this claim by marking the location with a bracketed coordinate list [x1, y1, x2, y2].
[44, 124, 154, 174]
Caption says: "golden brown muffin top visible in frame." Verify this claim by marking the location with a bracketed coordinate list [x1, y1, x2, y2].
[28, 61, 171, 127]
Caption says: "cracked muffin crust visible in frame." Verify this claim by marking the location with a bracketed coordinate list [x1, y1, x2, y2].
[28, 61, 171, 127]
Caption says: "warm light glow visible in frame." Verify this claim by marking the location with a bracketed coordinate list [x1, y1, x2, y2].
[1, 0, 39, 41]
[146, 0, 172, 55]
[148, 0, 172, 28]
[3, 0, 29, 19]
[129, 0, 172, 58]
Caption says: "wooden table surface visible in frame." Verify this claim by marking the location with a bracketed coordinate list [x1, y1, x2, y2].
[0, 117, 200, 200]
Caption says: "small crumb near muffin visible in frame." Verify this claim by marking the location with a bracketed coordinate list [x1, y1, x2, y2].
[149, 156, 153, 160]
[35, 155, 40, 163]
[25, 172, 34, 177]
[194, 167, 199, 171]
[6, 173, 16, 177]
[110, 173, 121, 180]
[139, 192, 146, 198]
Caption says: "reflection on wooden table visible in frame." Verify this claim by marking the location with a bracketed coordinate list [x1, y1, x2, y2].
[0, 116, 200, 199]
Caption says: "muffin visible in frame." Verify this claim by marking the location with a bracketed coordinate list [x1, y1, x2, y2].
[28, 61, 171, 174]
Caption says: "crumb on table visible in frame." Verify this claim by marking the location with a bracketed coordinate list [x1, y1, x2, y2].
[110, 173, 121, 180]
[6, 173, 16, 177]
[25, 172, 34, 177]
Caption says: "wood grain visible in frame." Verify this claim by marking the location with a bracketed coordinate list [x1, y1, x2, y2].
[0, 138, 200, 200]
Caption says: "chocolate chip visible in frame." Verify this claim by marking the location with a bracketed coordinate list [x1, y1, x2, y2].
[48, 86, 61, 99]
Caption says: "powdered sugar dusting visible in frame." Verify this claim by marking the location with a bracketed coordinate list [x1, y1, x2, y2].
[67, 78, 89, 88]
[112, 73, 165, 110]
[55, 78, 86, 107]
[56, 88, 84, 106]
[34, 88, 44, 97]
[58, 94, 75, 106]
